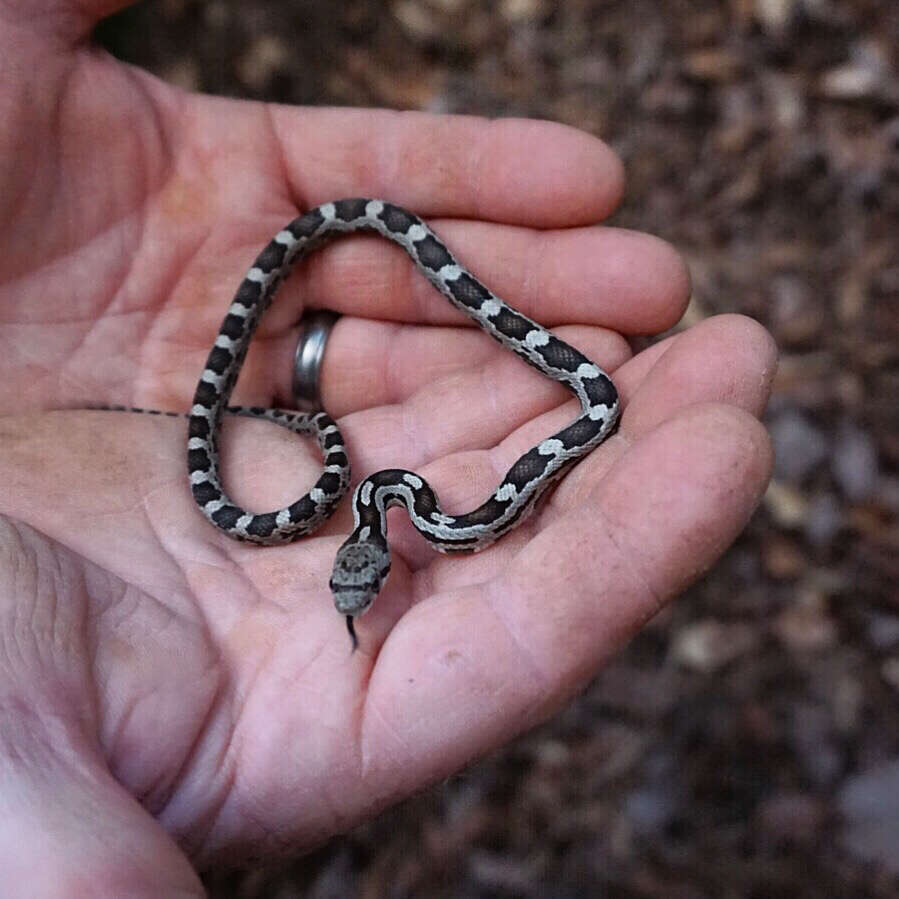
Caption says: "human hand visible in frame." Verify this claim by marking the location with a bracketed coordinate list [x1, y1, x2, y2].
[0, 1, 775, 894]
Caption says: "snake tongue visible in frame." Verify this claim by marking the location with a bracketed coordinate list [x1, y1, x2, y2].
[346, 615, 358, 652]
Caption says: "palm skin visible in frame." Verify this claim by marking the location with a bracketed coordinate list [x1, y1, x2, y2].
[0, 2, 775, 894]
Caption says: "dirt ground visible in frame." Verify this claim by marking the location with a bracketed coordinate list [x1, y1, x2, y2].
[97, 2, 899, 896]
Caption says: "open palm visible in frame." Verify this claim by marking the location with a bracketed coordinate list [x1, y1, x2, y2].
[0, 2, 775, 893]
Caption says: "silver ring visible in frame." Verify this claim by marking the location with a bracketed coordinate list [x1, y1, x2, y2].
[292, 310, 339, 411]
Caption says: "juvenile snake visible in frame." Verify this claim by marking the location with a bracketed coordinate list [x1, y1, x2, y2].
[187, 199, 620, 646]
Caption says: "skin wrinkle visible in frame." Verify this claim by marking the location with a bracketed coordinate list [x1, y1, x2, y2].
[0, 693, 100, 786]
[62, 257, 144, 399]
[116, 59, 180, 211]
[56, 56, 141, 260]
[0, 66, 42, 247]
[371, 110, 405, 201]
[406, 334, 525, 466]
[47, 464, 203, 639]
[481, 575, 554, 697]
[409, 549, 438, 605]
[187, 545, 270, 620]
[262, 100, 303, 214]
[19, 529, 58, 644]
[161, 671, 235, 860]
[402, 114, 475, 209]
[398, 387, 427, 470]
[106, 694, 167, 805]
[320, 108, 394, 202]
[88, 570, 141, 645]
[588, 472, 667, 608]
[589, 492, 667, 621]
[133, 631, 227, 840]
[358, 681, 412, 782]
[380, 320, 407, 408]
[473, 344, 504, 429]
[545, 429, 628, 517]
[518, 225, 552, 324]
[597, 410, 767, 618]
[53, 69, 176, 405]
[6, 304, 152, 329]
[465, 119, 492, 224]
[0, 525, 98, 745]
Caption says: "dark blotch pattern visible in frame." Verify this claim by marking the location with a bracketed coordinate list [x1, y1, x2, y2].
[414, 234, 453, 271]
[437, 535, 481, 548]
[556, 416, 604, 449]
[188, 416, 210, 438]
[318, 472, 343, 495]
[492, 308, 534, 340]
[447, 272, 492, 309]
[246, 513, 277, 538]
[331, 582, 362, 594]
[505, 448, 551, 491]
[255, 240, 288, 272]
[334, 198, 370, 221]
[379, 203, 418, 233]
[541, 336, 590, 373]
[188, 448, 211, 473]
[459, 496, 512, 527]
[369, 469, 408, 489]
[193, 380, 218, 408]
[289, 208, 324, 237]
[211, 505, 243, 529]
[356, 501, 382, 529]
[412, 487, 438, 518]
[220, 313, 246, 340]
[234, 280, 261, 308]
[584, 375, 617, 408]
[288, 496, 317, 523]
[192, 481, 221, 505]
[325, 450, 349, 468]
[206, 346, 233, 375]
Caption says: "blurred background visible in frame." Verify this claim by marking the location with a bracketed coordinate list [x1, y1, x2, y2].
[97, 2, 898, 896]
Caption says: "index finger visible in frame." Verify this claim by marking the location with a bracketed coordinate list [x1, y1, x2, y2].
[269, 108, 626, 228]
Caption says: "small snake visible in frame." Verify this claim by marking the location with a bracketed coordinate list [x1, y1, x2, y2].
[187, 199, 620, 646]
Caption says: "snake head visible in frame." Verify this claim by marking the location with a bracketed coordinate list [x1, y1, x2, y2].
[329, 540, 390, 617]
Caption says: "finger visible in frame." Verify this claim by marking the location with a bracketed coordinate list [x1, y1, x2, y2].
[385, 314, 774, 575]
[323, 321, 627, 420]
[243, 319, 627, 428]
[159, 218, 683, 413]
[360, 403, 772, 792]
[0, 518, 205, 897]
[433, 315, 774, 517]
[322, 325, 627, 474]
[615, 313, 778, 429]
[270, 109, 625, 228]
[534, 315, 776, 497]
[250, 219, 689, 334]
[547, 313, 777, 509]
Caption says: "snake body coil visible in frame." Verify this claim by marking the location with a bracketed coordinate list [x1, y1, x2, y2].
[188, 199, 620, 644]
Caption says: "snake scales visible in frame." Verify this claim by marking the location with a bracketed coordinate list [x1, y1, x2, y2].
[186, 199, 620, 646]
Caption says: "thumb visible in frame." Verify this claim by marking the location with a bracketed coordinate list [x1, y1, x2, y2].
[0, 518, 204, 898]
